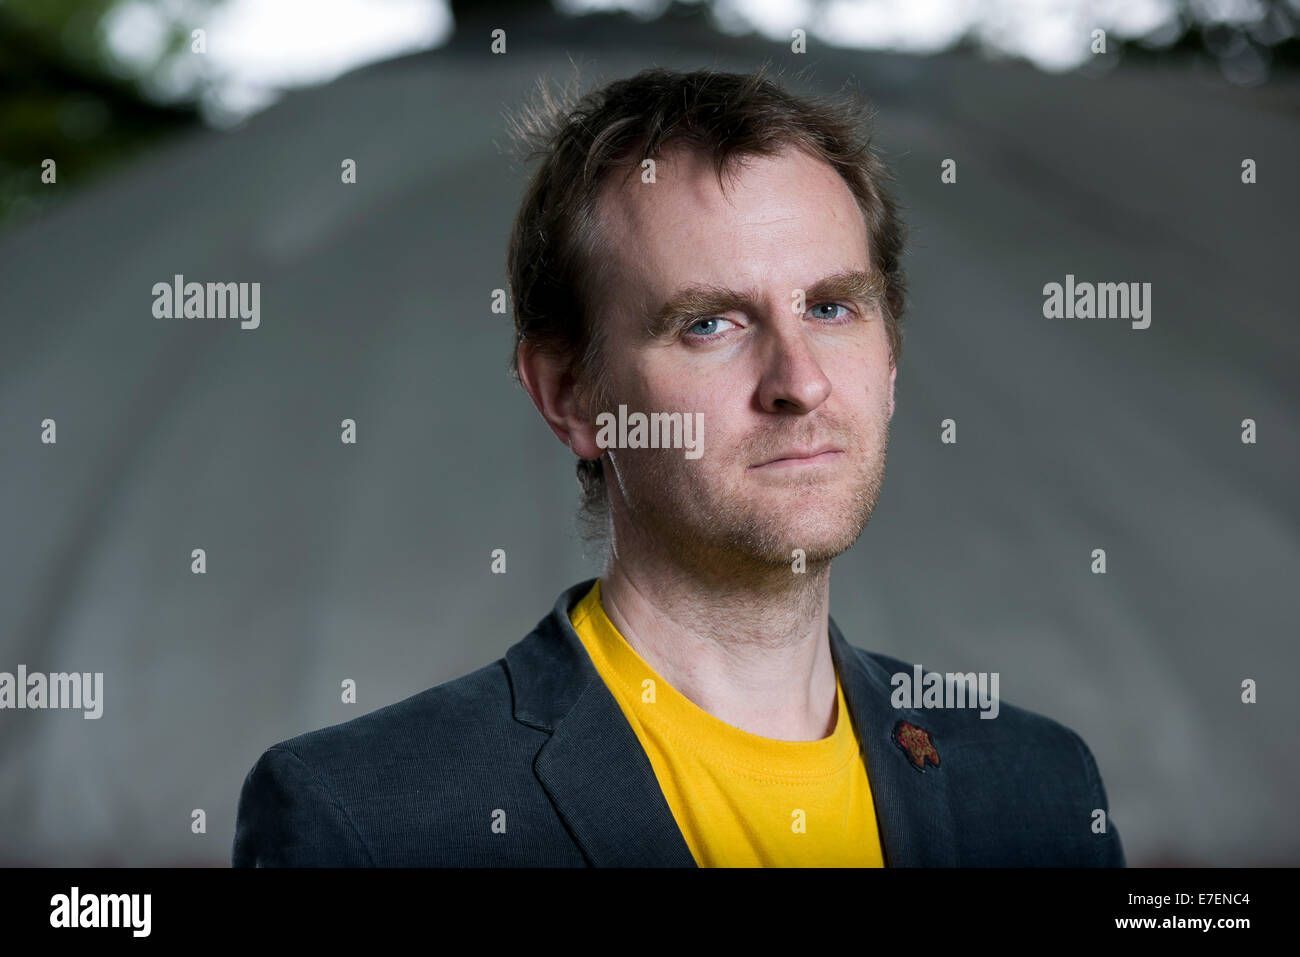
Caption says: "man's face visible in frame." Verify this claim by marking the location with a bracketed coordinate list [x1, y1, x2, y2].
[585, 144, 897, 570]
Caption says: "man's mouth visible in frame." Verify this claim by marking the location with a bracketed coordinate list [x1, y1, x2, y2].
[749, 445, 845, 469]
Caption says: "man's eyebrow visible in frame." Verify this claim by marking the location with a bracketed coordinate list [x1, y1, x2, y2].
[644, 268, 887, 339]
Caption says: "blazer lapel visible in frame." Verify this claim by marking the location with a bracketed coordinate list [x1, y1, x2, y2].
[829, 615, 958, 866]
[505, 579, 697, 867]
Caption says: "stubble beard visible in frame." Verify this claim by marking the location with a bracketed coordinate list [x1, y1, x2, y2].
[607, 413, 891, 580]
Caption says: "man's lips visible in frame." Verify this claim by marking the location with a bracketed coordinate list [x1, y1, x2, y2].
[748, 446, 845, 469]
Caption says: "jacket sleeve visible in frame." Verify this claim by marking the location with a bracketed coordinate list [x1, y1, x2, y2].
[1065, 727, 1126, 867]
[231, 746, 374, 867]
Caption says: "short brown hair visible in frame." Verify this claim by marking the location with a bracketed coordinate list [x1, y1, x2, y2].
[504, 64, 908, 543]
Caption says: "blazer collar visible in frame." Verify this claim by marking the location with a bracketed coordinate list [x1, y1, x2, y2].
[504, 578, 956, 867]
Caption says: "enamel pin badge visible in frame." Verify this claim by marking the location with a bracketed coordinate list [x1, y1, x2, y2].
[893, 720, 940, 771]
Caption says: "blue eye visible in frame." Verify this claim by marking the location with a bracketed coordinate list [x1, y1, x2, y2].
[686, 317, 732, 338]
[809, 303, 853, 320]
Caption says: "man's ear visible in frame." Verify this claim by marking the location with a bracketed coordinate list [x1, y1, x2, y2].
[888, 361, 897, 419]
[516, 339, 604, 459]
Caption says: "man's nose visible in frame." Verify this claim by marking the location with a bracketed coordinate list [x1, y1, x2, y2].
[755, 310, 833, 414]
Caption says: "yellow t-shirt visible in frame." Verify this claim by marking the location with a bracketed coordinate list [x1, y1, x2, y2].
[568, 579, 885, 867]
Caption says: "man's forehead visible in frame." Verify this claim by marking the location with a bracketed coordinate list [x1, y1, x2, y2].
[591, 144, 869, 305]
[597, 143, 847, 230]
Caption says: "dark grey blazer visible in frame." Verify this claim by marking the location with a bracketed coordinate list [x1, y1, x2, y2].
[232, 578, 1125, 867]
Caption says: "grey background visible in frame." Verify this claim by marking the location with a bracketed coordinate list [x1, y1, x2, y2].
[1, 14, 1297, 865]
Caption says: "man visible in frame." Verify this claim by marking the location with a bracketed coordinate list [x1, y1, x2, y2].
[233, 66, 1125, 867]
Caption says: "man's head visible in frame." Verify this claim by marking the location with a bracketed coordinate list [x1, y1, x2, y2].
[506, 66, 907, 573]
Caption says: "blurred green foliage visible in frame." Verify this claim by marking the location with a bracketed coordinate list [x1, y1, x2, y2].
[1, 0, 1296, 230]
[0, 0, 223, 225]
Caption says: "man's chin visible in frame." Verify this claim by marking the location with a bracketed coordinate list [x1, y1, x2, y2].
[721, 511, 870, 568]
[778, 527, 865, 565]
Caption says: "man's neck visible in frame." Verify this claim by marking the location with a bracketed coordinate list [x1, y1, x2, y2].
[597, 546, 838, 742]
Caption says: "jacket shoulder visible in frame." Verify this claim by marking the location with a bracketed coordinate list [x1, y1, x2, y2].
[857, 648, 1126, 866]
[270, 657, 515, 762]
[861, 648, 1085, 743]
[232, 658, 531, 866]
